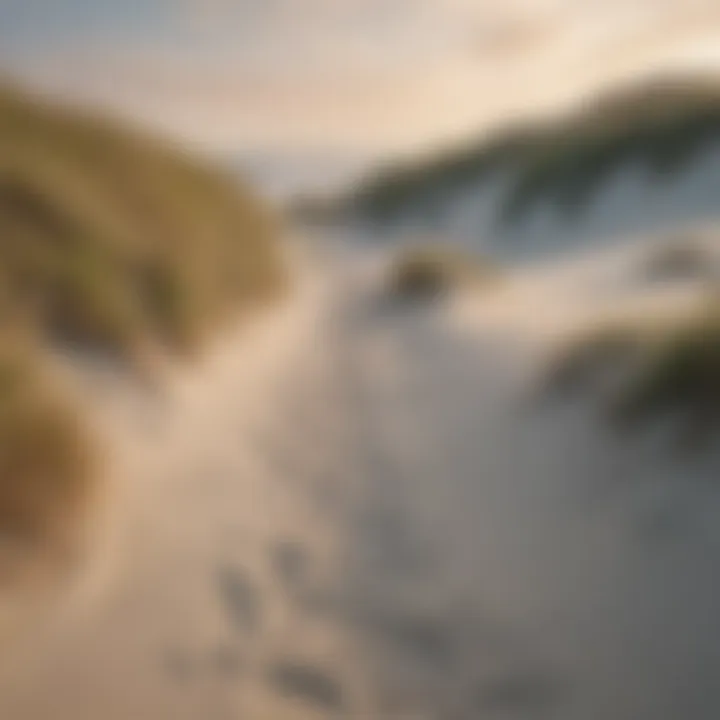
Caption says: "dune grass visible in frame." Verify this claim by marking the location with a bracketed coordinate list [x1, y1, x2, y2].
[0, 338, 96, 546]
[0, 83, 285, 548]
[501, 75, 720, 223]
[387, 245, 500, 301]
[348, 130, 534, 225]
[611, 309, 720, 447]
[544, 304, 720, 450]
[346, 72, 720, 228]
[0, 83, 285, 360]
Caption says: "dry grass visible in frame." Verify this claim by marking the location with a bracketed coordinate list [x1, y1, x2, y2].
[387, 245, 500, 301]
[0, 83, 285, 360]
[543, 305, 720, 451]
[611, 309, 720, 446]
[0, 83, 286, 548]
[0, 338, 96, 545]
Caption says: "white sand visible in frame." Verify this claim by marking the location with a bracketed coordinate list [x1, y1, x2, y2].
[0, 234, 719, 719]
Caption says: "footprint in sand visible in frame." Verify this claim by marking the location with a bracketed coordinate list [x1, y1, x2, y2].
[471, 670, 565, 716]
[209, 644, 244, 678]
[162, 644, 244, 685]
[270, 540, 311, 590]
[162, 648, 195, 684]
[215, 565, 262, 634]
[267, 659, 346, 712]
[363, 610, 457, 667]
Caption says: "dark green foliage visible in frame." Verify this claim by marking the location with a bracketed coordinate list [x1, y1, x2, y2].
[347, 73, 720, 227]
[544, 306, 720, 451]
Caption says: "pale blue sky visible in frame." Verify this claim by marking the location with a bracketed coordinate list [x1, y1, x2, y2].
[1, 1, 719, 157]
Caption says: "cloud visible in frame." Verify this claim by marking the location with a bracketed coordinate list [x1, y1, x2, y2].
[2, 0, 720, 154]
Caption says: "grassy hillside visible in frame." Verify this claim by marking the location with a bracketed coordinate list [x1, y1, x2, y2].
[502, 75, 720, 222]
[0, 83, 285, 359]
[347, 73, 720, 226]
[0, 84, 285, 550]
[349, 130, 534, 224]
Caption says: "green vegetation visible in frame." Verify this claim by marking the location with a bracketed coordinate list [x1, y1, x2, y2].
[543, 322, 646, 398]
[0, 83, 285, 547]
[544, 304, 720, 451]
[349, 130, 535, 225]
[502, 75, 720, 223]
[387, 245, 500, 301]
[347, 73, 720, 226]
[0, 83, 285, 359]
[611, 308, 720, 448]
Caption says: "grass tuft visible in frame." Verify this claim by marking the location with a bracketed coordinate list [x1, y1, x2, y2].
[610, 309, 720, 448]
[387, 245, 500, 302]
[543, 305, 720, 451]
[0, 340, 96, 545]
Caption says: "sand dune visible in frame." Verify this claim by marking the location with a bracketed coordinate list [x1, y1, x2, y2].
[0, 233, 719, 719]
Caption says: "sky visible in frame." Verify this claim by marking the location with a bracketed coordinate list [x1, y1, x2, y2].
[2, 0, 720, 181]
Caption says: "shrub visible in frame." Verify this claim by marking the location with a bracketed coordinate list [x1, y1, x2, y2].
[387, 245, 499, 302]
[610, 309, 720, 447]
[543, 305, 720, 450]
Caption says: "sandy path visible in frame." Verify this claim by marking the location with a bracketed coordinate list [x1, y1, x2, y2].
[0, 246, 375, 720]
[0, 236, 720, 719]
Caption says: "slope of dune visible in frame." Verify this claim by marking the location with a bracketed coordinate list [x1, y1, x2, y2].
[0, 84, 285, 579]
[0, 83, 284, 357]
[339, 73, 720, 257]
